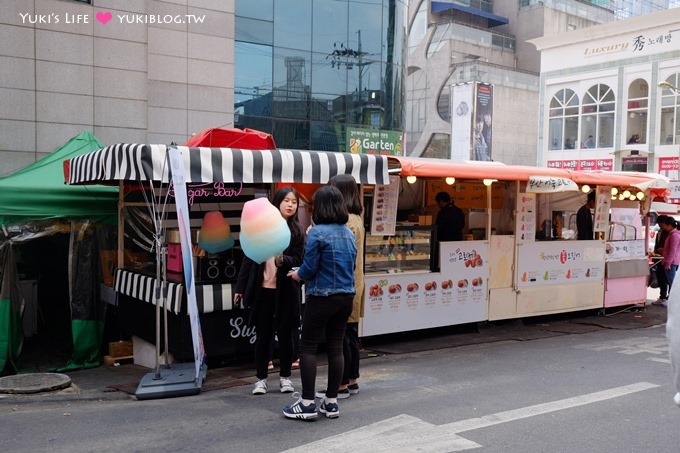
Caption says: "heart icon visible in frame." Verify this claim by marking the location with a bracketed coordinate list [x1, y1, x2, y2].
[96, 11, 112, 24]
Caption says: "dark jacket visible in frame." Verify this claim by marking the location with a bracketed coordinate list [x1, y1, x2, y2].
[234, 228, 304, 329]
[576, 204, 594, 240]
[436, 203, 464, 242]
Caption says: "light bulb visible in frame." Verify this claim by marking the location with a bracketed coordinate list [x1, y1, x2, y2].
[483, 179, 496, 186]
[611, 187, 618, 196]
[581, 184, 591, 193]
[406, 175, 417, 184]
[445, 177, 455, 185]
[629, 195, 636, 200]
[623, 190, 631, 198]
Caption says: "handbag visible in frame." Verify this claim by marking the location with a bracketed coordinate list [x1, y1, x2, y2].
[649, 266, 659, 289]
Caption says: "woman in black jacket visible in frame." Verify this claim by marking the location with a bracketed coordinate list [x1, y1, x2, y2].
[234, 187, 304, 395]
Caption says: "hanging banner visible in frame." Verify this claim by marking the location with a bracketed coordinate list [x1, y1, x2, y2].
[168, 147, 206, 381]
[526, 176, 578, 193]
[594, 186, 612, 234]
[516, 192, 537, 244]
[473, 82, 493, 161]
[450, 82, 474, 161]
[371, 175, 400, 236]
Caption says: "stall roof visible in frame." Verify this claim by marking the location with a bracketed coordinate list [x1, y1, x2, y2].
[390, 156, 669, 193]
[64, 144, 390, 186]
[0, 132, 118, 225]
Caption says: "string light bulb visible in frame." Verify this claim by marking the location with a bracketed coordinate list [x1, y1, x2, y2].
[483, 178, 496, 186]
[581, 184, 591, 193]
[622, 190, 631, 198]
[611, 187, 618, 196]
[406, 175, 417, 184]
[636, 192, 644, 200]
[445, 177, 455, 185]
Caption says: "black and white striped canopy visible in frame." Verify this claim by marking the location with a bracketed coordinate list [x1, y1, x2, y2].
[65, 144, 390, 185]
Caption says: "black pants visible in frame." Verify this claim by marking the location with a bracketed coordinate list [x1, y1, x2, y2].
[657, 263, 670, 299]
[299, 293, 353, 400]
[254, 288, 293, 380]
[341, 322, 360, 385]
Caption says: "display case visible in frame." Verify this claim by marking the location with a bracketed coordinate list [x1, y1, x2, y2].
[365, 224, 435, 274]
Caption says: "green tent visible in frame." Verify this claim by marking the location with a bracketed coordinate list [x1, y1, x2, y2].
[0, 132, 118, 373]
[0, 131, 117, 225]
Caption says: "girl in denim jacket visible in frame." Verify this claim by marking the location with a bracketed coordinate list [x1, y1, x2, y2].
[283, 186, 357, 420]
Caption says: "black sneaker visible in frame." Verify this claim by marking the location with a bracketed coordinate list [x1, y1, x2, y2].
[283, 393, 318, 420]
[319, 400, 339, 418]
[315, 388, 350, 399]
[347, 383, 360, 395]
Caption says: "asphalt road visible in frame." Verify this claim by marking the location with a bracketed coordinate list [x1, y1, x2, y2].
[1, 311, 679, 453]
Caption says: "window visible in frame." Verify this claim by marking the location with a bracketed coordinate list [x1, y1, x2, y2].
[660, 74, 680, 145]
[548, 89, 579, 151]
[626, 79, 648, 145]
[581, 84, 615, 149]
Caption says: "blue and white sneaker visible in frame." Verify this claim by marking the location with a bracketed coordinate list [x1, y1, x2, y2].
[283, 393, 318, 420]
[319, 400, 339, 419]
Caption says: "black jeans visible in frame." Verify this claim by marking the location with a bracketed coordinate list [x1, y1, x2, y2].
[656, 262, 669, 299]
[299, 293, 353, 400]
[341, 322, 360, 385]
[254, 288, 293, 380]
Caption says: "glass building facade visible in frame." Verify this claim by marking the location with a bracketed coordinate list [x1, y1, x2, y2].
[234, 0, 406, 151]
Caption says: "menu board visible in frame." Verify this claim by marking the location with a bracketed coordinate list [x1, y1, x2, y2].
[605, 239, 646, 261]
[594, 186, 612, 234]
[361, 241, 488, 337]
[516, 193, 536, 244]
[516, 241, 605, 287]
[370, 175, 400, 236]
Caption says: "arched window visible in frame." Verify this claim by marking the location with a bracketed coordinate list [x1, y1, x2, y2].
[580, 84, 615, 149]
[626, 79, 648, 145]
[660, 74, 680, 145]
[548, 89, 578, 151]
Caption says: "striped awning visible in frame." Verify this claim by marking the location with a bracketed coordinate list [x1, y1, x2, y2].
[64, 144, 390, 185]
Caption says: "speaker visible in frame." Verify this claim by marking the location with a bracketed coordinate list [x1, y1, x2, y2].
[196, 248, 244, 283]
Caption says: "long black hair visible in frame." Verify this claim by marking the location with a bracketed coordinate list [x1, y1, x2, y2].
[272, 187, 303, 241]
[312, 186, 348, 225]
[330, 174, 362, 215]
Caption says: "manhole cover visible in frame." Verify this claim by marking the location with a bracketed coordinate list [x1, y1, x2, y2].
[0, 373, 72, 394]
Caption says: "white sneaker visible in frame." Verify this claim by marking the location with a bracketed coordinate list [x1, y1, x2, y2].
[280, 378, 294, 393]
[252, 379, 267, 395]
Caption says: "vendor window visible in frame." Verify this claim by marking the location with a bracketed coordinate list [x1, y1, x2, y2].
[548, 89, 579, 151]
[580, 84, 615, 149]
[626, 79, 648, 145]
[659, 73, 680, 145]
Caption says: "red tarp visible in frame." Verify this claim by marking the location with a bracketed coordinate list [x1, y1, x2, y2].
[184, 128, 276, 150]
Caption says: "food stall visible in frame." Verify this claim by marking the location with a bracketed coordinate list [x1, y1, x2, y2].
[359, 157, 669, 337]
[64, 144, 669, 353]
[64, 143, 390, 362]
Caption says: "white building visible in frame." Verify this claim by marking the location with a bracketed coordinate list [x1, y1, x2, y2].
[529, 8, 680, 177]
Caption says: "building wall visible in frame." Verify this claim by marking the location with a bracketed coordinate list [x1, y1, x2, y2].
[0, 0, 234, 176]
[530, 8, 680, 175]
[406, 0, 540, 162]
[232, 0, 407, 152]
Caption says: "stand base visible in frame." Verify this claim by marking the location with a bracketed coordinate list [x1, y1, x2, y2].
[135, 362, 207, 400]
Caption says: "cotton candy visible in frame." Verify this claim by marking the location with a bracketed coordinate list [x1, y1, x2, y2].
[239, 197, 290, 263]
[198, 211, 234, 253]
